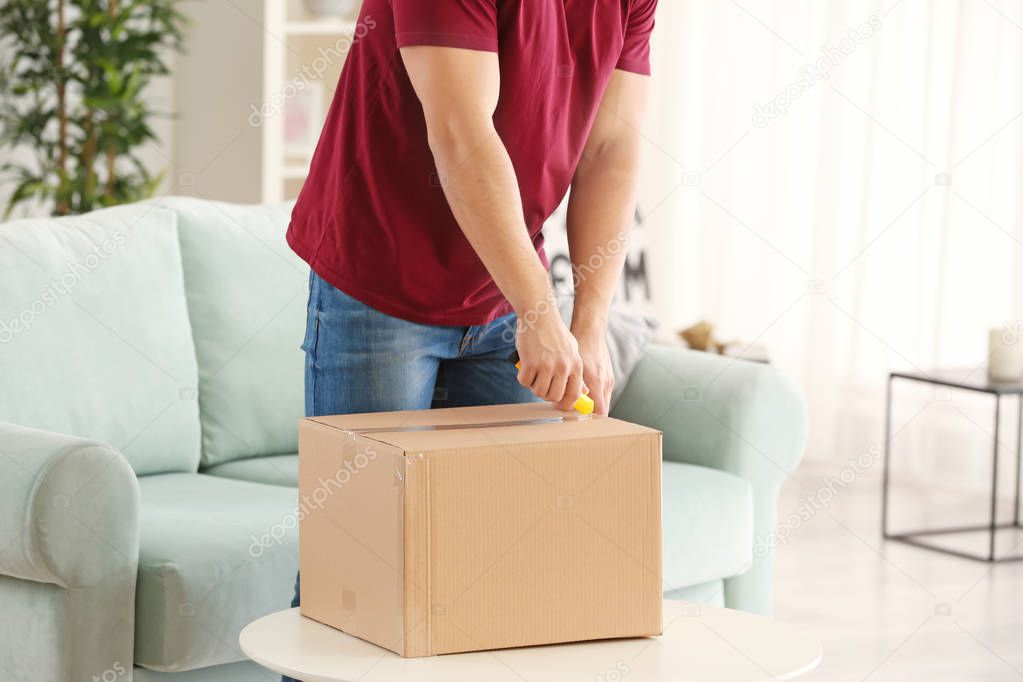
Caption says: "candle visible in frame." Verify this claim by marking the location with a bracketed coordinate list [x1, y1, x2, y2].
[988, 326, 1023, 383]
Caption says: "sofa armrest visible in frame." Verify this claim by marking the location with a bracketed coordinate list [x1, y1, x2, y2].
[0, 422, 140, 680]
[611, 345, 808, 614]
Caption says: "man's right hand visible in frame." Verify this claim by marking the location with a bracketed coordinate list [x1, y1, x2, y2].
[515, 308, 587, 407]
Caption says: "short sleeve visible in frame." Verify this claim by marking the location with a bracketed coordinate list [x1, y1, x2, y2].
[393, 0, 499, 52]
[616, 0, 658, 75]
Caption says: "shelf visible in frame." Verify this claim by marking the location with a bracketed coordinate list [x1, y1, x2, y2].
[284, 20, 358, 35]
[262, 1, 356, 202]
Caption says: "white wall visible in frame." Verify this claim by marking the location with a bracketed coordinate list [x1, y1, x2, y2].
[640, 1, 1023, 495]
[172, 0, 264, 203]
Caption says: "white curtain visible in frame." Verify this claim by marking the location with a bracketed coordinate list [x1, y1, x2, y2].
[641, 0, 1023, 494]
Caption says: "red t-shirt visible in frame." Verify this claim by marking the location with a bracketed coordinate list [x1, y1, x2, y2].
[287, 0, 658, 326]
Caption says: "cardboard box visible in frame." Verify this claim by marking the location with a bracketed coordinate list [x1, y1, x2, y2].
[298, 401, 662, 657]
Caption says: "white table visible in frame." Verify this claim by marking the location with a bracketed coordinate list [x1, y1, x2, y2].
[239, 601, 822, 681]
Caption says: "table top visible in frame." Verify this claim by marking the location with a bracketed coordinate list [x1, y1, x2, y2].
[239, 601, 822, 682]
[891, 367, 1023, 394]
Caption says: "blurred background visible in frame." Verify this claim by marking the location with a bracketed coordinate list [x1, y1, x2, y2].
[4, 1, 1023, 679]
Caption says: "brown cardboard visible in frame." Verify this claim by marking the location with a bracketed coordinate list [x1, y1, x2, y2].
[298, 401, 663, 657]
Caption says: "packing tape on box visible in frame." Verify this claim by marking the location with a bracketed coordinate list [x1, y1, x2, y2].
[341, 413, 592, 436]
[336, 413, 593, 485]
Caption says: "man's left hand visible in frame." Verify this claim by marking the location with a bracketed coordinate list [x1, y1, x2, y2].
[557, 328, 614, 416]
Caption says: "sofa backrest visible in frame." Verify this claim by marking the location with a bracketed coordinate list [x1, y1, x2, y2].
[163, 197, 306, 469]
[0, 204, 202, 475]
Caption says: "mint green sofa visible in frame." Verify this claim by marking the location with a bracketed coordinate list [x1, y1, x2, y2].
[0, 199, 806, 682]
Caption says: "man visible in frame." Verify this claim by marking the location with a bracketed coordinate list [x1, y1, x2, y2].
[284, 0, 655, 675]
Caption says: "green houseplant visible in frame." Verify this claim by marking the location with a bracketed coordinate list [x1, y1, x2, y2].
[0, 0, 186, 217]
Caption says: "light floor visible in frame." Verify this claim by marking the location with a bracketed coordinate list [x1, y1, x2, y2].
[773, 461, 1023, 681]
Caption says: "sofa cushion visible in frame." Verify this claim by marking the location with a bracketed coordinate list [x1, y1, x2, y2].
[0, 204, 201, 475]
[663, 462, 753, 589]
[164, 198, 307, 468]
[134, 474, 298, 671]
[202, 453, 298, 487]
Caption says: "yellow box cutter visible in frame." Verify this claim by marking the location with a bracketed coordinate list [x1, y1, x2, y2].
[508, 351, 595, 415]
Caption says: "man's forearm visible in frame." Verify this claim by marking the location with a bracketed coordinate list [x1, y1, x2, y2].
[565, 136, 642, 333]
[428, 116, 585, 406]
[427, 118, 553, 317]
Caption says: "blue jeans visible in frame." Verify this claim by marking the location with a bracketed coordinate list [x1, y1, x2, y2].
[284, 271, 536, 681]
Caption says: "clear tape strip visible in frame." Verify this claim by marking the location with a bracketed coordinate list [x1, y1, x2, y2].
[344, 414, 591, 436]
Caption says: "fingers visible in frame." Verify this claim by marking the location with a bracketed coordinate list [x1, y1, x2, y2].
[555, 371, 586, 412]
[530, 367, 554, 401]
[518, 356, 584, 405]
[544, 371, 570, 404]
[533, 359, 570, 403]
[516, 363, 537, 390]
[517, 357, 612, 414]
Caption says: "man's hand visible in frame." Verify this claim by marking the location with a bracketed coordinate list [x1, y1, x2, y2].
[515, 308, 587, 406]
[571, 327, 614, 416]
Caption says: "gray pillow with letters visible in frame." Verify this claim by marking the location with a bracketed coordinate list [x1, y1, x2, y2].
[557, 297, 659, 408]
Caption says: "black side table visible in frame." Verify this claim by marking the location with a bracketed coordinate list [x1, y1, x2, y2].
[882, 368, 1023, 562]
